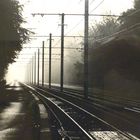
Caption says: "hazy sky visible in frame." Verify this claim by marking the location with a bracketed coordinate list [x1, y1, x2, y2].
[18, 0, 134, 36]
[6, 0, 134, 82]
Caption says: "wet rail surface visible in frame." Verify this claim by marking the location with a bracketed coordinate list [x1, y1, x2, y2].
[49, 85, 140, 122]
[22, 83, 139, 140]
[47, 85, 140, 108]
[40, 85, 140, 139]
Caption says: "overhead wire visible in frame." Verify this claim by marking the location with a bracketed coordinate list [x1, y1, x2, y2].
[85, 0, 140, 43]
[30, 0, 106, 50]
[125, 8, 140, 17]
[90, 0, 96, 5]
[64, 0, 84, 36]
[92, 22, 140, 43]
[91, 6, 140, 42]
[65, 19, 84, 36]
[89, 0, 104, 13]
[65, 0, 104, 36]
[24, 1, 140, 57]
[53, 19, 81, 47]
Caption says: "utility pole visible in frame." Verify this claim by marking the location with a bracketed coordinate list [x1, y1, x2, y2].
[60, 13, 65, 92]
[29, 62, 31, 84]
[27, 63, 30, 84]
[32, 56, 34, 85]
[84, 0, 89, 99]
[37, 49, 40, 86]
[42, 41, 45, 87]
[34, 52, 36, 85]
[30, 61, 31, 84]
[49, 33, 52, 88]
[31, 13, 68, 91]
[25, 64, 27, 84]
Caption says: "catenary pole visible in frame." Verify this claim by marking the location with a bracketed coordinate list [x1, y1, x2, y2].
[34, 52, 36, 85]
[29, 60, 32, 84]
[37, 49, 40, 86]
[27, 63, 30, 84]
[49, 33, 52, 88]
[42, 41, 45, 87]
[29, 62, 31, 84]
[84, 0, 89, 99]
[60, 13, 65, 92]
[32, 56, 34, 85]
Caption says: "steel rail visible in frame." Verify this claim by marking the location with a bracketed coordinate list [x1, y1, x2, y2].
[31, 85, 136, 140]
[23, 83, 95, 140]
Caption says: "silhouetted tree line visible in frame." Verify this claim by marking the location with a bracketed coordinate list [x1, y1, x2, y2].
[73, 0, 140, 89]
[0, 0, 30, 82]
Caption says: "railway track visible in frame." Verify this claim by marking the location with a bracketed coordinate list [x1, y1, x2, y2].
[23, 83, 139, 140]
[35, 85, 140, 139]
[45, 85, 140, 118]
[47, 85, 140, 109]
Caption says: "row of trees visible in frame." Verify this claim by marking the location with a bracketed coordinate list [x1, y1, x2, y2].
[72, 0, 140, 89]
[0, 0, 30, 81]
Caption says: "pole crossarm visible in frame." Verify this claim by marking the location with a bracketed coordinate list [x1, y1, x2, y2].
[17, 53, 60, 55]
[29, 35, 84, 38]
[31, 13, 120, 17]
